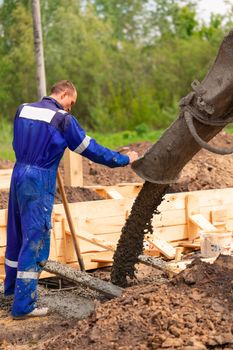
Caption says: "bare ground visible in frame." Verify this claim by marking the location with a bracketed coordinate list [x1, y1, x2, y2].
[1, 256, 233, 349]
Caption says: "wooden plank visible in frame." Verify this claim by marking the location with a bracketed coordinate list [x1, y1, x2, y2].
[0, 169, 13, 176]
[189, 214, 217, 232]
[179, 241, 200, 248]
[91, 257, 113, 263]
[90, 184, 141, 199]
[0, 209, 7, 227]
[211, 207, 228, 230]
[63, 149, 83, 187]
[158, 188, 233, 212]
[54, 198, 134, 219]
[185, 194, 200, 240]
[61, 218, 67, 263]
[0, 169, 12, 190]
[154, 225, 188, 241]
[65, 229, 116, 251]
[68, 251, 114, 269]
[145, 236, 176, 259]
[78, 216, 126, 235]
[0, 227, 6, 246]
[105, 189, 123, 200]
[54, 238, 66, 258]
[153, 204, 233, 229]
[65, 235, 106, 262]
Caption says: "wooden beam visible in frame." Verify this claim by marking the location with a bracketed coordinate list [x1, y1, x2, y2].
[145, 236, 176, 259]
[63, 149, 83, 187]
[189, 214, 217, 232]
[65, 228, 116, 251]
[105, 189, 123, 200]
[211, 207, 228, 230]
[0, 169, 12, 190]
[185, 194, 200, 240]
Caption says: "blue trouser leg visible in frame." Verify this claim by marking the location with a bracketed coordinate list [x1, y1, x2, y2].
[12, 225, 51, 316]
[4, 167, 23, 296]
[7, 164, 55, 317]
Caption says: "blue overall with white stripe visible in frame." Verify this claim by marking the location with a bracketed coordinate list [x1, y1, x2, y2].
[4, 96, 129, 317]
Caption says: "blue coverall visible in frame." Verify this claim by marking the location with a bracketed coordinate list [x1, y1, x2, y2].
[4, 96, 129, 317]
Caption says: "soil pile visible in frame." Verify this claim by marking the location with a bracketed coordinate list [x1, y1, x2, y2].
[54, 186, 103, 203]
[37, 255, 233, 350]
[0, 186, 103, 210]
[172, 131, 233, 192]
[2, 132, 233, 191]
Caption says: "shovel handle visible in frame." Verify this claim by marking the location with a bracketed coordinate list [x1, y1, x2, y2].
[57, 170, 85, 271]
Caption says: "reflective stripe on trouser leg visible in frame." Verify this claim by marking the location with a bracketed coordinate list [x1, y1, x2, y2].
[12, 228, 51, 317]
[4, 169, 23, 296]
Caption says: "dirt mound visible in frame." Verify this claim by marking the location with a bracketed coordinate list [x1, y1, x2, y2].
[172, 131, 233, 192]
[37, 255, 233, 350]
[82, 132, 233, 190]
[2, 132, 233, 191]
[0, 186, 103, 210]
[54, 186, 103, 203]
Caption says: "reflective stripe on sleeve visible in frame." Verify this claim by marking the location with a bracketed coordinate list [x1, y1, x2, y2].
[17, 271, 38, 280]
[74, 135, 91, 154]
[5, 258, 18, 268]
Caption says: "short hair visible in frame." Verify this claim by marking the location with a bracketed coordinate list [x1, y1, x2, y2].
[50, 80, 76, 95]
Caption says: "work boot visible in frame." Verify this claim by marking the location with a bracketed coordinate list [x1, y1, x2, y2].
[13, 307, 49, 320]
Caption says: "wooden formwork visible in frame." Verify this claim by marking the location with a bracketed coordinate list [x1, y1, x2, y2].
[1, 185, 233, 280]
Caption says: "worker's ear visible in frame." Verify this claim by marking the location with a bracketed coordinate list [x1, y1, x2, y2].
[60, 90, 68, 100]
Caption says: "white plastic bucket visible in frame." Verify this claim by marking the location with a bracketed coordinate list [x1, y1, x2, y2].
[200, 231, 232, 258]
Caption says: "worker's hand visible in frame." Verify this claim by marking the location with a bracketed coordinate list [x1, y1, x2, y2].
[126, 151, 139, 164]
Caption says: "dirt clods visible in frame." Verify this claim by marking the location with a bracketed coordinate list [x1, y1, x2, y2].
[34, 255, 233, 350]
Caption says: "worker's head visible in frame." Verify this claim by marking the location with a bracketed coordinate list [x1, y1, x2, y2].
[50, 80, 77, 112]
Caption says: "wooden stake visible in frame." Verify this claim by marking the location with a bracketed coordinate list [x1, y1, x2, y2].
[64, 149, 83, 187]
[57, 171, 85, 271]
[185, 194, 200, 240]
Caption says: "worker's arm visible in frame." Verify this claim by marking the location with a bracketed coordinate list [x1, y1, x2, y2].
[64, 116, 136, 168]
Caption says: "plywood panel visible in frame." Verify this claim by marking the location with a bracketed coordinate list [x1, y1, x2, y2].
[54, 199, 134, 219]
[78, 216, 126, 235]
[153, 224, 188, 242]
[157, 188, 233, 212]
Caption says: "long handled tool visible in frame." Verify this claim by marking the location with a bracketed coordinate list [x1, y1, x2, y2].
[57, 170, 85, 271]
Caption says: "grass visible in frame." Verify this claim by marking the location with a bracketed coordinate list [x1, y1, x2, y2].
[0, 121, 15, 161]
[91, 129, 164, 150]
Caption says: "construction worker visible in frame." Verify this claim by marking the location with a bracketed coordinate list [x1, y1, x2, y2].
[4, 80, 138, 319]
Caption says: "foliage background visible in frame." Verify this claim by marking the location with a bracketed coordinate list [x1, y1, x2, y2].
[0, 0, 232, 133]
